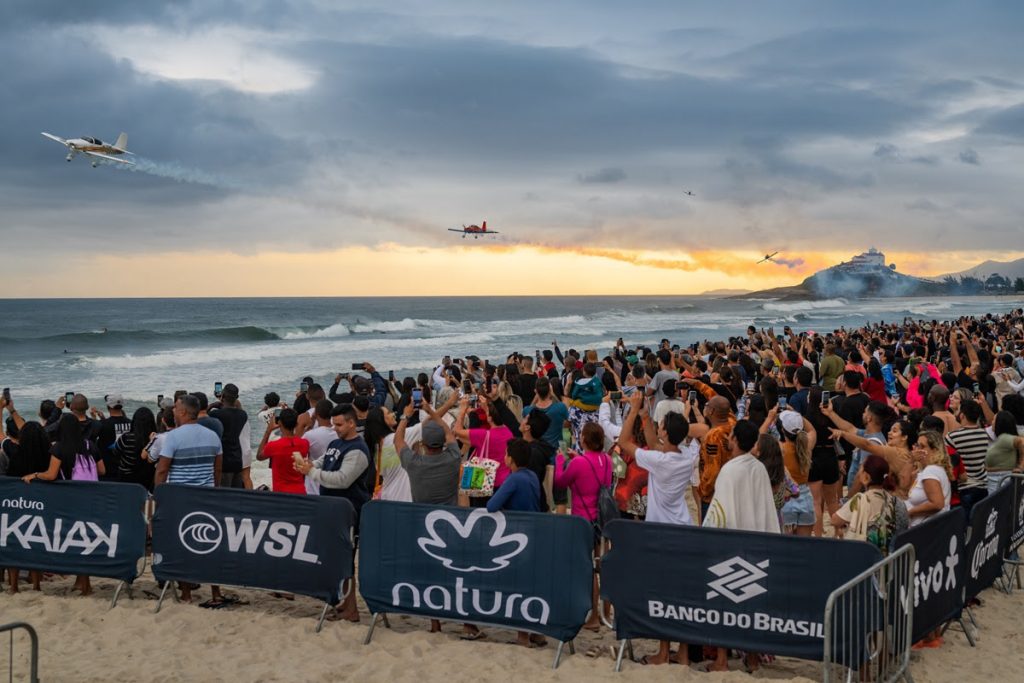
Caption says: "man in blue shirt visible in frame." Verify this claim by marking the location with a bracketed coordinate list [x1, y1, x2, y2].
[484, 437, 544, 648]
[487, 439, 540, 513]
[788, 366, 814, 416]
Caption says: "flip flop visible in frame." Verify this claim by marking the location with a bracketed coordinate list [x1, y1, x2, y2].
[198, 599, 228, 609]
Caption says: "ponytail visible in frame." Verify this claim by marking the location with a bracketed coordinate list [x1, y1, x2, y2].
[793, 429, 811, 476]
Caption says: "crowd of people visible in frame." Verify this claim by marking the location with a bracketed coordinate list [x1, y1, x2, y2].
[3, 308, 1024, 669]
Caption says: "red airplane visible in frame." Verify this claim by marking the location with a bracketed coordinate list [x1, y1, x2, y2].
[448, 221, 499, 239]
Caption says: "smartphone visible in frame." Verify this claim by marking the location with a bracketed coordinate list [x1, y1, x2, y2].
[610, 391, 622, 401]
[778, 396, 788, 410]
[274, 407, 282, 418]
[469, 395, 479, 407]
[412, 389, 423, 408]
[157, 394, 164, 405]
[821, 391, 830, 406]
[65, 391, 75, 405]
[462, 379, 472, 394]
[745, 381, 755, 394]
[388, 370, 396, 382]
[351, 362, 364, 371]
[300, 381, 309, 392]
[535, 349, 541, 358]
[214, 381, 223, 397]
[972, 382, 980, 394]
[688, 390, 697, 403]
[2, 388, 9, 402]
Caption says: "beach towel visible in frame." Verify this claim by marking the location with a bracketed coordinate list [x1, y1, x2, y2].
[702, 454, 780, 533]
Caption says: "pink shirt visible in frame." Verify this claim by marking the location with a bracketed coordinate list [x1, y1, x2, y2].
[554, 450, 612, 522]
[469, 426, 513, 488]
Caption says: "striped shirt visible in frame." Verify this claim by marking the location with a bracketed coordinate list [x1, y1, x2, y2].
[945, 427, 991, 490]
[158, 423, 222, 487]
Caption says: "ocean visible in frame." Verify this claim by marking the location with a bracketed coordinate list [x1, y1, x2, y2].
[3, 294, 1022, 484]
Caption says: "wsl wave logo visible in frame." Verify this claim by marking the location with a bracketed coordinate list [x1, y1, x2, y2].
[174, 511, 319, 564]
[706, 557, 770, 603]
[178, 512, 223, 555]
[391, 509, 550, 624]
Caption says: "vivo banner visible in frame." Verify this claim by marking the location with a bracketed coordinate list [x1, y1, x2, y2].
[601, 520, 882, 660]
[892, 508, 966, 643]
[1008, 475, 1024, 552]
[151, 485, 354, 604]
[964, 484, 1013, 600]
[0, 479, 147, 582]
[358, 502, 594, 642]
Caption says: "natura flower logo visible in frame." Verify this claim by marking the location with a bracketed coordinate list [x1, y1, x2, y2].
[418, 509, 528, 573]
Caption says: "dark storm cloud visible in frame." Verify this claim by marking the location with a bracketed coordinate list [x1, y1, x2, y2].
[0, 0, 1022, 257]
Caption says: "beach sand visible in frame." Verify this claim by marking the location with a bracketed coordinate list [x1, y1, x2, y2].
[2, 568, 1022, 682]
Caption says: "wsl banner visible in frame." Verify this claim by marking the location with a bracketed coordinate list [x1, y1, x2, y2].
[358, 502, 594, 642]
[964, 484, 1013, 600]
[0, 479, 147, 582]
[893, 508, 966, 644]
[601, 520, 882, 660]
[152, 485, 355, 604]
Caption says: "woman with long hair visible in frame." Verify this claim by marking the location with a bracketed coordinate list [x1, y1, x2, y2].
[906, 431, 952, 527]
[832, 455, 909, 553]
[806, 387, 841, 537]
[771, 409, 818, 536]
[985, 411, 1024, 494]
[116, 407, 158, 490]
[22, 414, 106, 595]
[5, 422, 49, 592]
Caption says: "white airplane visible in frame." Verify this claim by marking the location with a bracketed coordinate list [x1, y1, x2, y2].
[41, 132, 134, 167]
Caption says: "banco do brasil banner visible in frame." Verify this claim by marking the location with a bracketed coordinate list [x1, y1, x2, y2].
[152, 485, 354, 604]
[358, 501, 594, 642]
[601, 520, 882, 660]
[0, 479, 148, 582]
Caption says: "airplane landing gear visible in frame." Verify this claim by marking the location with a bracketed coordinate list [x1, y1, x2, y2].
[91, 161, 98, 168]
[66, 154, 73, 162]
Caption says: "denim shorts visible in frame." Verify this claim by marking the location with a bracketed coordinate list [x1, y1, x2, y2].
[782, 484, 815, 527]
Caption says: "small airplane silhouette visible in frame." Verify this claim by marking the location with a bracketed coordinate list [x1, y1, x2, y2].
[757, 251, 780, 264]
[683, 190, 696, 197]
[41, 132, 134, 167]
[448, 221, 499, 239]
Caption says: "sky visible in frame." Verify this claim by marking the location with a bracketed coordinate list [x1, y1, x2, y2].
[2, 0, 1024, 297]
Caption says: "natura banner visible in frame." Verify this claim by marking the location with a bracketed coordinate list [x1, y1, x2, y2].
[358, 501, 594, 642]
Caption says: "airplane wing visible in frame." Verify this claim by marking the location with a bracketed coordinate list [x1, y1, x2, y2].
[84, 150, 135, 165]
[487, 231, 499, 234]
[41, 132, 69, 146]
[447, 229, 465, 233]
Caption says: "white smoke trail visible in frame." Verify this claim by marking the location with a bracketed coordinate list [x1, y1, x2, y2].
[773, 257, 805, 269]
[112, 157, 244, 190]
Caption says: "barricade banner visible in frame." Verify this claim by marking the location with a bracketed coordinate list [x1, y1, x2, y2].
[892, 508, 966, 643]
[1009, 475, 1024, 552]
[964, 484, 1013, 599]
[151, 485, 354, 604]
[358, 501, 594, 642]
[600, 520, 882, 660]
[0, 479, 147, 582]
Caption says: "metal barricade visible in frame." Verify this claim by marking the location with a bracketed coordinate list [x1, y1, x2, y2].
[822, 544, 915, 683]
[1002, 474, 1024, 594]
[1, 622, 39, 683]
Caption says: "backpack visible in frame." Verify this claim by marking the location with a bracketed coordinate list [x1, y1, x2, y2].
[65, 439, 99, 481]
[576, 453, 620, 536]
